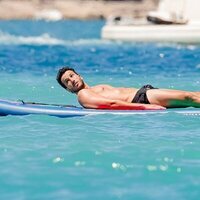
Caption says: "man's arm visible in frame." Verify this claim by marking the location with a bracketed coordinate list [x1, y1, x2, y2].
[78, 89, 166, 110]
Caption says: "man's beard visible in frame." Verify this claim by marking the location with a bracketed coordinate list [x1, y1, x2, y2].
[70, 80, 85, 93]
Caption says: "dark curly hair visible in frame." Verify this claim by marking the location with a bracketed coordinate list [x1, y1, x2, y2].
[56, 67, 78, 89]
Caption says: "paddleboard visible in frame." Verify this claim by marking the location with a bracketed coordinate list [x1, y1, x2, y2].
[0, 99, 200, 118]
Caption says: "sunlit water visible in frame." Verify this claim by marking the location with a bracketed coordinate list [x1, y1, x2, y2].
[0, 20, 200, 200]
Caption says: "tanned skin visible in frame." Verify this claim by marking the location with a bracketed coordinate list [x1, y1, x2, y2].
[60, 70, 200, 110]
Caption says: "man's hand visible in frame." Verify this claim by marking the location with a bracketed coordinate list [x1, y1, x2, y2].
[142, 104, 166, 110]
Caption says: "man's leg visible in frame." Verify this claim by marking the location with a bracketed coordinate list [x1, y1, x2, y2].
[147, 89, 200, 108]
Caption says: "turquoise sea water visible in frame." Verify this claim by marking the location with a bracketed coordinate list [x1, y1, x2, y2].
[0, 20, 200, 200]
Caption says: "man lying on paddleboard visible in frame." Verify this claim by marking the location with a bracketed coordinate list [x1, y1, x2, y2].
[56, 67, 200, 110]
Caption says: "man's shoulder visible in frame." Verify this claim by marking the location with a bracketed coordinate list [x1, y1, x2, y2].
[77, 88, 97, 107]
[77, 88, 93, 98]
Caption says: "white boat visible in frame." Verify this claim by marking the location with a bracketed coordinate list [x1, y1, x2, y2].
[34, 9, 63, 21]
[101, 0, 200, 43]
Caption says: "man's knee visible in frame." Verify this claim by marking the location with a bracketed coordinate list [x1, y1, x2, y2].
[184, 92, 196, 101]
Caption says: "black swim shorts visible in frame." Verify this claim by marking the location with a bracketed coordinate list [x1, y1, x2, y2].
[132, 85, 157, 104]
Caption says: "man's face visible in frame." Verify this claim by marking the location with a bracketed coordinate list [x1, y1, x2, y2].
[61, 70, 84, 93]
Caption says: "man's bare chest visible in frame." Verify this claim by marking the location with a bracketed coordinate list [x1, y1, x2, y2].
[91, 85, 126, 99]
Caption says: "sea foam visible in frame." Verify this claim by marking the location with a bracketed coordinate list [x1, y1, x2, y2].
[0, 31, 111, 46]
